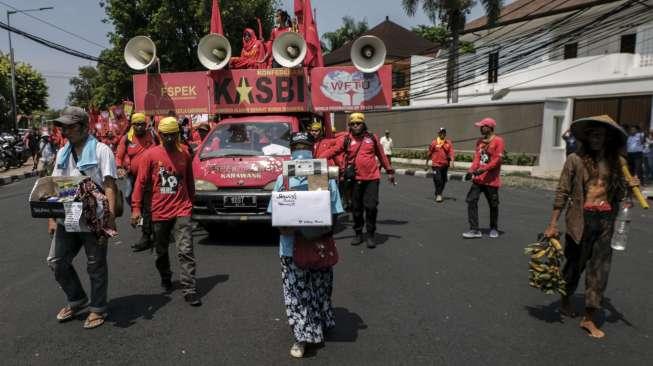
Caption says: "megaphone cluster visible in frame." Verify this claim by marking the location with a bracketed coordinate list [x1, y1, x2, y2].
[124, 32, 386, 73]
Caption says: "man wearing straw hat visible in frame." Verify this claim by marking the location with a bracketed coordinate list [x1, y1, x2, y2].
[131, 117, 201, 306]
[544, 115, 640, 338]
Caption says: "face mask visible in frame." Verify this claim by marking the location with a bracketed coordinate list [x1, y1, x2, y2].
[291, 149, 313, 160]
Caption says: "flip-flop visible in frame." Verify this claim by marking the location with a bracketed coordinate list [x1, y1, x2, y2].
[56, 302, 88, 322]
[83, 312, 107, 329]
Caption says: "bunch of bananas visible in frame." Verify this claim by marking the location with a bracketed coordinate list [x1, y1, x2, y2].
[524, 237, 567, 295]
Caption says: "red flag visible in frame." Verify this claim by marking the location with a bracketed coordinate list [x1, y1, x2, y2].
[302, 0, 324, 67]
[210, 0, 224, 35]
[294, 0, 303, 18]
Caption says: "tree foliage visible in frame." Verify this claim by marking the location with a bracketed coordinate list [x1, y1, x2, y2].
[68, 66, 100, 108]
[322, 16, 369, 53]
[412, 24, 475, 54]
[91, 0, 276, 108]
[0, 52, 48, 128]
[402, 0, 502, 31]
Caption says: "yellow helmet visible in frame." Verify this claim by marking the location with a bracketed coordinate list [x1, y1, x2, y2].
[309, 120, 322, 131]
[349, 112, 365, 123]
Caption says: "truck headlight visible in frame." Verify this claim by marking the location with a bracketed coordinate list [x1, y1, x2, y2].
[195, 179, 218, 191]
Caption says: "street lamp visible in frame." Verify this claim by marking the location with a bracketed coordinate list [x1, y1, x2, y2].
[6, 6, 54, 130]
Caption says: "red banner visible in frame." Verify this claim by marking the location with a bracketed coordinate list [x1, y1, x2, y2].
[310, 65, 392, 112]
[133, 71, 211, 115]
[210, 68, 309, 114]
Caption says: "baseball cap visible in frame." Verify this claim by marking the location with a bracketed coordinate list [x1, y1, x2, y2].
[474, 117, 496, 128]
[439, 127, 446, 133]
[290, 132, 314, 147]
[52, 106, 89, 126]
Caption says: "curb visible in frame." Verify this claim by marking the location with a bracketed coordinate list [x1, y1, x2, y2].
[0, 170, 42, 187]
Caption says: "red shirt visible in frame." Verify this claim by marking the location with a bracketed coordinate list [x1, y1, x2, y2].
[325, 132, 394, 181]
[469, 135, 505, 188]
[115, 133, 156, 176]
[132, 145, 195, 221]
[313, 137, 338, 166]
[428, 138, 454, 168]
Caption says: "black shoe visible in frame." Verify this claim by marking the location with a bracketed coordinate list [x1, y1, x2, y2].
[131, 237, 153, 253]
[350, 233, 364, 246]
[366, 233, 376, 249]
[161, 277, 173, 292]
[184, 293, 202, 307]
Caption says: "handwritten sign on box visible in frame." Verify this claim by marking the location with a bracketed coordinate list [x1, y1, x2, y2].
[271, 190, 332, 227]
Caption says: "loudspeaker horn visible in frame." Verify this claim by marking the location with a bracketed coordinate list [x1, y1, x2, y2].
[124, 36, 157, 70]
[351, 35, 386, 73]
[197, 33, 232, 70]
[272, 31, 307, 68]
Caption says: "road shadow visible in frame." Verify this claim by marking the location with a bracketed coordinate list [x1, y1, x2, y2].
[197, 274, 230, 299]
[328, 307, 367, 342]
[196, 223, 278, 247]
[376, 219, 409, 225]
[108, 293, 172, 328]
[524, 295, 585, 324]
[598, 297, 634, 328]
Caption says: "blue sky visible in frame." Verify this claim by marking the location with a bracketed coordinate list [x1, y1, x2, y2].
[0, 0, 498, 110]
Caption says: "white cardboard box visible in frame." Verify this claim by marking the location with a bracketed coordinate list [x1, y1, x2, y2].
[271, 190, 331, 227]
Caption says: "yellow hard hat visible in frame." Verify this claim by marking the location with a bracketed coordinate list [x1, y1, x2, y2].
[158, 117, 179, 133]
[309, 120, 322, 131]
[349, 112, 365, 123]
[131, 113, 146, 124]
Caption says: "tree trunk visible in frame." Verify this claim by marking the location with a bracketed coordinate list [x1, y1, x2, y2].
[446, 10, 462, 104]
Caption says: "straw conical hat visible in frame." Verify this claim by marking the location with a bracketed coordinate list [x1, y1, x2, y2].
[570, 115, 627, 146]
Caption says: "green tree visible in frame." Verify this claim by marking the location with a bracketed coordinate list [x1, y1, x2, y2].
[68, 66, 100, 108]
[0, 52, 48, 128]
[322, 16, 369, 53]
[403, 0, 502, 102]
[93, 0, 276, 108]
[412, 24, 475, 54]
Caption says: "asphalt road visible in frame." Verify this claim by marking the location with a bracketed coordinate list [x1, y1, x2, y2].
[1, 176, 652, 365]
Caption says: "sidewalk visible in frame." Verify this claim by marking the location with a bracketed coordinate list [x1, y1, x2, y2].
[0, 158, 42, 186]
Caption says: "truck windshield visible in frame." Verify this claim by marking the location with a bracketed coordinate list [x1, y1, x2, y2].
[199, 122, 291, 160]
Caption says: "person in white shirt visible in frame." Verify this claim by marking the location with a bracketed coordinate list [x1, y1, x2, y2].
[646, 129, 653, 181]
[379, 130, 394, 164]
[47, 106, 117, 330]
[626, 125, 645, 182]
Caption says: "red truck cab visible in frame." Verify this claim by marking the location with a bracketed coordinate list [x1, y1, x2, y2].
[192, 114, 319, 226]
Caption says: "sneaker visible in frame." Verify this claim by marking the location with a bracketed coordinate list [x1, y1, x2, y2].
[462, 230, 482, 239]
[290, 342, 305, 358]
[184, 293, 202, 307]
[131, 237, 153, 253]
[366, 233, 376, 249]
[435, 195, 443, 202]
[350, 233, 364, 246]
[161, 277, 173, 291]
[489, 229, 499, 238]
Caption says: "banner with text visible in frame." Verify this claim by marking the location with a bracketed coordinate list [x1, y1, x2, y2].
[133, 71, 211, 115]
[310, 65, 392, 112]
[210, 68, 310, 114]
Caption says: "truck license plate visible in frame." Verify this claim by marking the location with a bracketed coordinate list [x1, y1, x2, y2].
[224, 195, 257, 207]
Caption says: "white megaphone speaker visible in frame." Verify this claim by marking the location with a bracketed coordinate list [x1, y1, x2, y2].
[351, 35, 387, 73]
[124, 36, 158, 71]
[197, 33, 232, 70]
[272, 32, 307, 68]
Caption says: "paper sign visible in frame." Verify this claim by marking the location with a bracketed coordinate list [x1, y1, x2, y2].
[271, 190, 331, 227]
[64, 202, 83, 232]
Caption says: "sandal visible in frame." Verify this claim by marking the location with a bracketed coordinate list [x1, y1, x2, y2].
[56, 302, 88, 322]
[83, 312, 107, 329]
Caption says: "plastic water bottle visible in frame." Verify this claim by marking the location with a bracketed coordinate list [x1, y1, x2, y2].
[611, 201, 632, 251]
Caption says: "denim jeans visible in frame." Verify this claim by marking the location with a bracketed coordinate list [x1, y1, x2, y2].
[47, 225, 108, 313]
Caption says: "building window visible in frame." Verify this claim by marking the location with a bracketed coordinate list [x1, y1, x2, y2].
[553, 116, 564, 147]
[392, 71, 406, 89]
[488, 51, 499, 84]
[563, 43, 578, 59]
[620, 34, 636, 54]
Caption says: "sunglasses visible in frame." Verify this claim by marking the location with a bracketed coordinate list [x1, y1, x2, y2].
[349, 122, 364, 126]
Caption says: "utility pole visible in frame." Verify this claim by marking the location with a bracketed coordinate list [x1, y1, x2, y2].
[6, 6, 53, 130]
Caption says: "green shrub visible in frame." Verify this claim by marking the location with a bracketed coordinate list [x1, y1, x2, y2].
[392, 148, 538, 166]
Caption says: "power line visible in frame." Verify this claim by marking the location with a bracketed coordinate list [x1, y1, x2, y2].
[0, 0, 107, 50]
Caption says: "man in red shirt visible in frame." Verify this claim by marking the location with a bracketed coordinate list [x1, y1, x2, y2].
[325, 112, 395, 248]
[427, 128, 455, 203]
[463, 118, 505, 239]
[116, 113, 157, 252]
[131, 117, 201, 306]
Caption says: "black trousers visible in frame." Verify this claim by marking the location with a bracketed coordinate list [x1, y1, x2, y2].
[466, 183, 499, 230]
[627, 152, 644, 182]
[432, 166, 449, 196]
[351, 179, 380, 235]
[562, 211, 614, 309]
